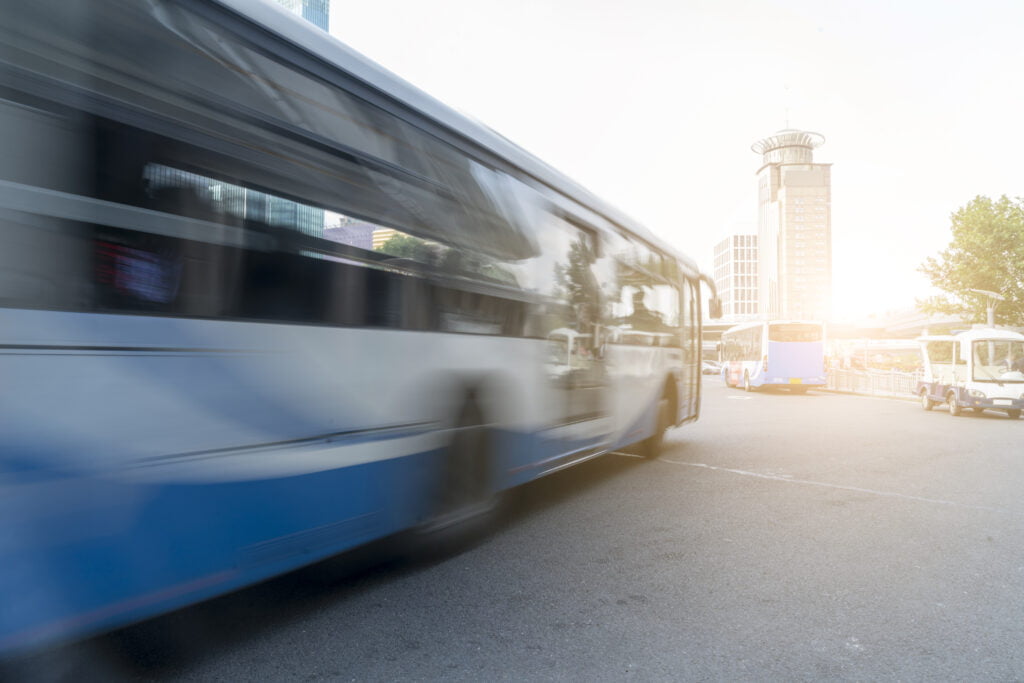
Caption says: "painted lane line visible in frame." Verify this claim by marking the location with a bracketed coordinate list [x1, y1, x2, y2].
[659, 459, 999, 512]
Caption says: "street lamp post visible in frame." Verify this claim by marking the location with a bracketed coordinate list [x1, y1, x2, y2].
[969, 289, 1005, 327]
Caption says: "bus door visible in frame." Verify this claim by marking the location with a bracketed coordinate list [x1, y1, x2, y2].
[595, 236, 692, 440]
[678, 277, 699, 421]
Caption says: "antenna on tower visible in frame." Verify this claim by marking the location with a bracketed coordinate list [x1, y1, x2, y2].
[783, 83, 791, 129]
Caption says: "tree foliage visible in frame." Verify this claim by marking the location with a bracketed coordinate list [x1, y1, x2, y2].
[378, 232, 433, 261]
[378, 231, 516, 284]
[553, 236, 600, 328]
[918, 195, 1024, 326]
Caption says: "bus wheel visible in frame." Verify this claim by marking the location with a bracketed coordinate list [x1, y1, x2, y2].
[947, 392, 961, 417]
[641, 395, 671, 459]
[413, 396, 498, 554]
[1007, 409, 1021, 420]
[743, 372, 753, 392]
[920, 389, 935, 411]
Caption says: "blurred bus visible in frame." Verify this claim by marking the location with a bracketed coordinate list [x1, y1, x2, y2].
[720, 321, 826, 392]
[0, 0, 718, 654]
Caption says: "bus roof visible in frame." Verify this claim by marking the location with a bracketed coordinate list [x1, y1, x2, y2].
[917, 327, 1024, 344]
[211, 0, 700, 278]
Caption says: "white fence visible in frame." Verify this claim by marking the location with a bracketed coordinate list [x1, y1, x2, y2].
[826, 369, 922, 398]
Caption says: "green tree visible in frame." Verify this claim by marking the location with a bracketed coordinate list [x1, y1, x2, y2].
[378, 232, 433, 261]
[553, 236, 600, 330]
[378, 231, 516, 284]
[918, 195, 1024, 326]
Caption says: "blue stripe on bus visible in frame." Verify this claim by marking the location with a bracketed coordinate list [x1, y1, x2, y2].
[0, 419, 626, 653]
[0, 450, 436, 653]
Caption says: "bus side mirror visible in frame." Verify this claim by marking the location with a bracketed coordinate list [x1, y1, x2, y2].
[708, 298, 723, 320]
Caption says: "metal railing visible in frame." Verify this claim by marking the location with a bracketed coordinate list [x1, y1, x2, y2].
[826, 368, 922, 398]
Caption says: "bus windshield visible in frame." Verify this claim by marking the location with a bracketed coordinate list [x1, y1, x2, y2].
[972, 340, 1024, 382]
[768, 324, 823, 343]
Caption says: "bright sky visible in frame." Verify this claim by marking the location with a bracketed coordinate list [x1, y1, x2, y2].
[329, 0, 1024, 321]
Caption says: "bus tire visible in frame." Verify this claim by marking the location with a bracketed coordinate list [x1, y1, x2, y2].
[920, 388, 935, 411]
[641, 395, 671, 459]
[743, 372, 753, 392]
[412, 394, 498, 555]
[947, 392, 961, 417]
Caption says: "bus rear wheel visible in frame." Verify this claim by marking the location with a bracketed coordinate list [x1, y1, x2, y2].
[641, 395, 671, 459]
[743, 372, 753, 392]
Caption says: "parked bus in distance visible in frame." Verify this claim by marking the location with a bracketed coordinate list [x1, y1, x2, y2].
[0, 0, 720, 655]
[720, 321, 826, 392]
[917, 327, 1024, 419]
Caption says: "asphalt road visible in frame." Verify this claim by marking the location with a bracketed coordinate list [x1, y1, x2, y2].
[14, 378, 1024, 681]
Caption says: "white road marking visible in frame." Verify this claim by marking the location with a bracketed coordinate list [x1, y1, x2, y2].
[658, 459, 998, 512]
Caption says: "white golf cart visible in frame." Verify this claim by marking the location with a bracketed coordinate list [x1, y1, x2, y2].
[917, 327, 1024, 419]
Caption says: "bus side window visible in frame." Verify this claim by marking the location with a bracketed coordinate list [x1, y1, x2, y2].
[610, 262, 682, 346]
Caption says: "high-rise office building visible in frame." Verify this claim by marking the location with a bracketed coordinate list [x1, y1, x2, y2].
[752, 129, 832, 321]
[713, 235, 759, 320]
[372, 228, 399, 251]
[274, 0, 330, 31]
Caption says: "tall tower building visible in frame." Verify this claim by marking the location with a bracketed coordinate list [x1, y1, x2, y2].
[713, 234, 759, 320]
[752, 129, 832, 321]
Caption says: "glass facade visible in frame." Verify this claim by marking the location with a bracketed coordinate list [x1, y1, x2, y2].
[144, 165, 325, 239]
[302, 0, 329, 31]
[713, 234, 759, 320]
[274, 0, 330, 31]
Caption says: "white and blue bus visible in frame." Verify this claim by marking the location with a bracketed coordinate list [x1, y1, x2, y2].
[0, 0, 719, 654]
[720, 320, 826, 392]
